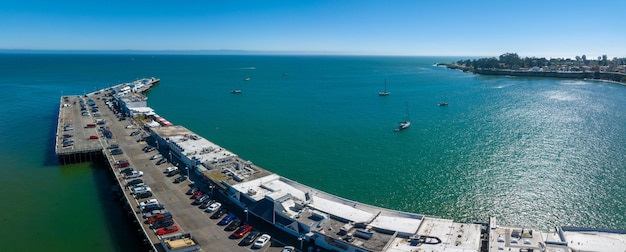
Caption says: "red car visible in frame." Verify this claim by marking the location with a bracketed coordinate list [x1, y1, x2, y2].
[231, 224, 253, 238]
[116, 160, 130, 168]
[89, 135, 99, 139]
[190, 190, 204, 199]
[156, 225, 179, 235]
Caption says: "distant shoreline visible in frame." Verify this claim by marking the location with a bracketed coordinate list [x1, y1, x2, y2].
[438, 63, 626, 85]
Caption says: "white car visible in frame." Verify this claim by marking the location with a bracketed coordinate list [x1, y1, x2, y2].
[253, 234, 271, 249]
[131, 186, 152, 194]
[164, 166, 178, 173]
[281, 246, 296, 252]
[138, 199, 158, 208]
[150, 154, 162, 160]
[124, 171, 144, 179]
[205, 202, 222, 212]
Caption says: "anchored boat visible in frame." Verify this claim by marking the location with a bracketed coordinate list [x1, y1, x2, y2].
[395, 101, 411, 132]
[378, 79, 390, 96]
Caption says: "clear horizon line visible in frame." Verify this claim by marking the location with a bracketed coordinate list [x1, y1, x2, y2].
[0, 48, 501, 58]
[1, 49, 621, 59]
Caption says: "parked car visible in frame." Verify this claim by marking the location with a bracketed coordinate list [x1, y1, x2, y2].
[150, 154, 162, 160]
[173, 175, 188, 184]
[124, 171, 144, 179]
[137, 199, 159, 208]
[120, 167, 135, 176]
[147, 212, 173, 224]
[151, 218, 174, 229]
[131, 186, 151, 195]
[205, 202, 222, 213]
[141, 204, 165, 213]
[156, 158, 167, 165]
[231, 224, 253, 238]
[240, 231, 261, 246]
[199, 200, 214, 209]
[116, 160, 130, 168]
[139, 202, 161, 210]
[253, 234, 271, 248]
[107, 143, 119, 149]
[143, 209, 167, 219]
[166, 169, 181, 177]
[186, 187, 199, 195]
[218, 213, 237, 226]
[190, 190, 204, 199]
[138, 199, 158, 208]
[281, 246, 296, 252]
[224, 218, 241, 231]
[210, 208, 228, 219]
[125, 178, 143, 187]
[156, 225, 179, 235]
[164, 166, 178, 173]
[135, 191, 153, 199]
[193, 194, 210, 205]
[110, 149, 124, 155]
[89, 135, 99, 139]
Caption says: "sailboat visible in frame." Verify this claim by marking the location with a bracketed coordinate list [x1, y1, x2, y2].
[394, 102, 411, 132]
[378, 79, 390, 96]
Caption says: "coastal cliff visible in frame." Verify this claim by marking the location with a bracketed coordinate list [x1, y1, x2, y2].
[441, 63, 626, 84]
[440, 53, 626, 84]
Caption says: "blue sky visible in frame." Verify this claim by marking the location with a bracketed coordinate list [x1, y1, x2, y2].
[1, 0, 624, 58]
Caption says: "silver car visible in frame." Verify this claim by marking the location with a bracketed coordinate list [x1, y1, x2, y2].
[124, 171, 144, 179]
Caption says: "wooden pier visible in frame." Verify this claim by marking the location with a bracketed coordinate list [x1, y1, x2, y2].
[55, 87, 280, 252]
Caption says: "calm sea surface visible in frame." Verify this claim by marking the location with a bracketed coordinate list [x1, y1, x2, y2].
[1, 54, 625, 251]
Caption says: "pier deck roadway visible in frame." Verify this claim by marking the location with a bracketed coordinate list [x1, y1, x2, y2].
[55, 95, 107, 155]
[85, 92, 284, 252]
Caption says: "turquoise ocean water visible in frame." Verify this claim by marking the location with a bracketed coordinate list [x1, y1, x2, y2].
[0, 54, 625, 251]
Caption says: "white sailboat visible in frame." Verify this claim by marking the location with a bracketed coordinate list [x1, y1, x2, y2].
[395, 102, 411, 132]
[378, 79, 390, 96]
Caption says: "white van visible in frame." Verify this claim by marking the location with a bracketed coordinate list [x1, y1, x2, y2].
[164, 167, 178, 173]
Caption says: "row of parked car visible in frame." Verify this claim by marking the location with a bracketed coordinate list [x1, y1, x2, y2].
[118, 158, 180, 236]
[105, 114, 287, 250]
[185, 185, 273, 249]
[137, 198, 180, 236]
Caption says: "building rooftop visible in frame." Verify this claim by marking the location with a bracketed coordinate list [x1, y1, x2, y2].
[231, 174, 482, 252]
[561, 227, 626, 252]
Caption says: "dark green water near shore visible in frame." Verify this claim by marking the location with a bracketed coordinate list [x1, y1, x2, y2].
[0, 54, 624, 251]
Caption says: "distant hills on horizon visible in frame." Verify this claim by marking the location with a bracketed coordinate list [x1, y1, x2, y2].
[0, 49, 483, 58]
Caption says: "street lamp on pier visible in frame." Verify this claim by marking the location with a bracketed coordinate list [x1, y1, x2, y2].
[208, 184, 215, 195]
[298, 235, 305, 251]
[244, 207, 249, 223]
